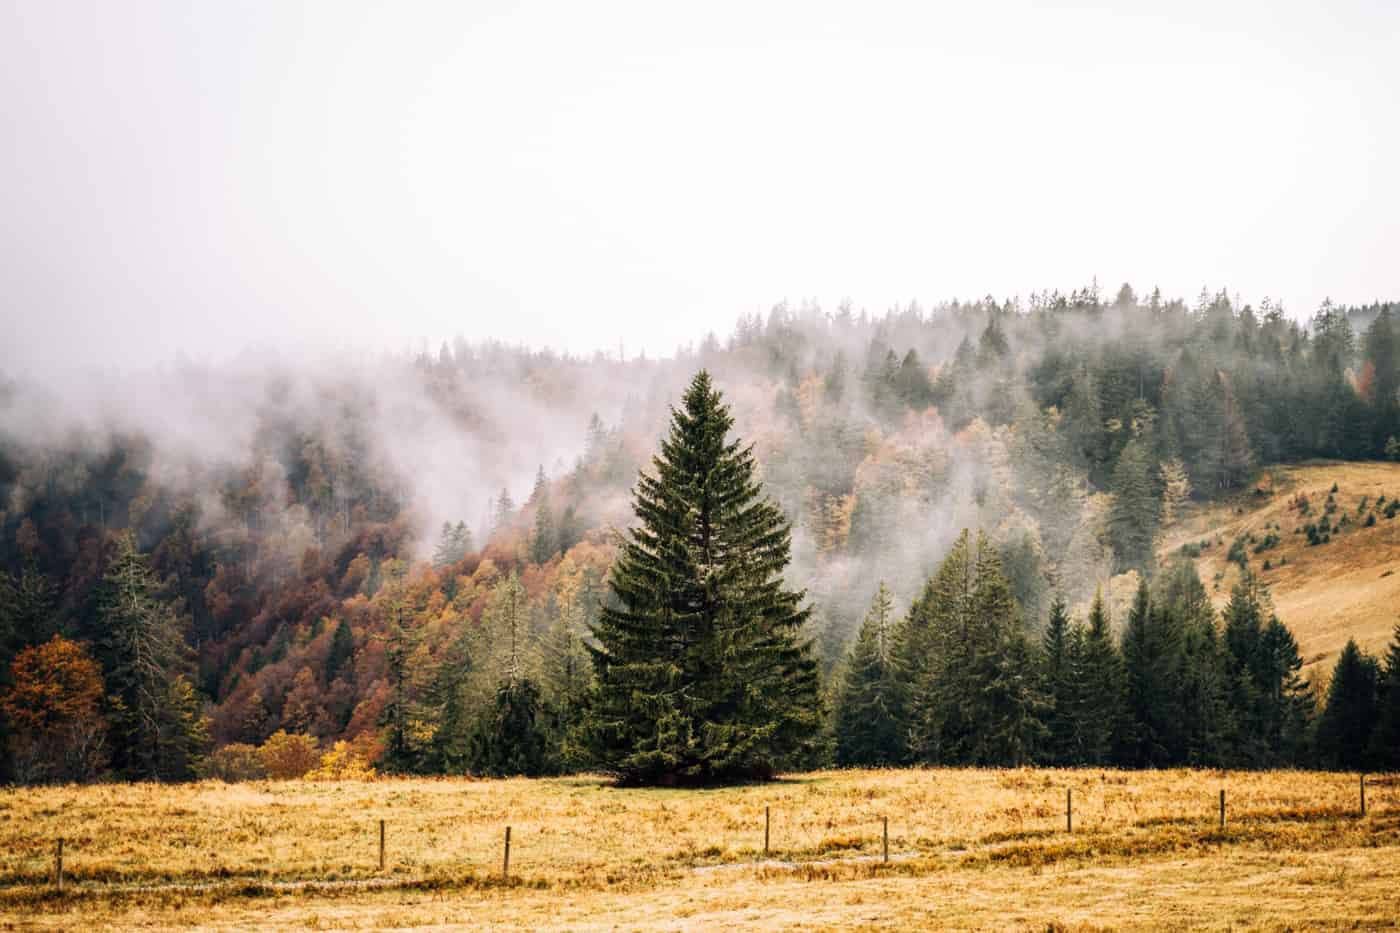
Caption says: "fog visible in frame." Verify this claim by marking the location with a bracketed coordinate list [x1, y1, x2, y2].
[3, 0, 1398, 380]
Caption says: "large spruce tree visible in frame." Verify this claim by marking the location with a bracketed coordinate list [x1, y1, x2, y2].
[581, 371, 821, 784]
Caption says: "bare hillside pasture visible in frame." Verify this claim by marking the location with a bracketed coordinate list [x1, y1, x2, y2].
[3, 768, 1398, 931]
[1159, 460, 1400, 674]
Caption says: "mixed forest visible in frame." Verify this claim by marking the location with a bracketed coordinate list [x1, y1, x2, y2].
[3, 285, 1400, 785]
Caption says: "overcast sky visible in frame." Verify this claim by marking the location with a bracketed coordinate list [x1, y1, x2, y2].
[2, 0, 1397, 377]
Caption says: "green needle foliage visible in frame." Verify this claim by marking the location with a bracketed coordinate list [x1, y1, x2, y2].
[581, 371, 821, 785]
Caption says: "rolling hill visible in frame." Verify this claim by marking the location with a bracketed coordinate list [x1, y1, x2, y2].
[1159, 460, 1400, 676]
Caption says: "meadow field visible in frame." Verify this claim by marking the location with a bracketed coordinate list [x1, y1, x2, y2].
[3, 768, 1398, 931]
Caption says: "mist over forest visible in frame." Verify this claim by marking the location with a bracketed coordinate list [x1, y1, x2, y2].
[3, 284, 1399, 781]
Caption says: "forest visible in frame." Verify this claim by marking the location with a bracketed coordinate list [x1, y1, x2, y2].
[2, 284, 1400, 784]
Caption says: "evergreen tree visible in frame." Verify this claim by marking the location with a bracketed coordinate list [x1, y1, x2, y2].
[1072, 588, 1126, 765]
[530, 480, 557, 565]
[325, 619, 355, 685]
[557, 505, 583, 554]
[1107, 438, 1161, 574]
[1369, 624, 1400, 770]
[377, 560, 426, 772]
[898, 530, 1043, 766]
[432, 521, 457, 568]
[94, 532, 198, 780]
[1314, 639, 1379, 770]
[155, 675, 211, 781]
[0, 560, 57, 654]
[1120, 580, 1185, 766]
[580, 371, 821, 785]
[1155, 560, 1232, 765]
[1041, 596, 1078, 765]
[832, 582, 905, 766]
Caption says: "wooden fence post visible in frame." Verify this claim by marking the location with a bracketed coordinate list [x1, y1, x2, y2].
[1219, 789, 1225, 829]
[764, 806, 770, 856]
[1361, 774, 1366, 817]
[1066, 788, 1072, 833]
[502, 826, 512, 882]
[882, 816, 889, 863]
[55, 838, 63, 892]
[379, 819, 386, 871]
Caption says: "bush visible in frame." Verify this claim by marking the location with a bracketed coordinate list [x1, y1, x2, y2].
[305, 733, 381, 780]
[1227, 535, 1250, 569]
[203, 743, 268, 782]
[259, 731, 321, 779]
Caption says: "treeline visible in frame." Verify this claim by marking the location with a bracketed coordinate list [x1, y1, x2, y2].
[3, 288, 1400, 783]
[831, 534, 1400, 772]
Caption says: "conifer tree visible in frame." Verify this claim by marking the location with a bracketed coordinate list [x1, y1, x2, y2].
[1369, 624, 1400, 770]
[1041, 596, 1079, 765]
[580, 371, 820, 784]
[1120, 580, 1185, 766]
[325, 619, 355, 685]
[1314, 639, 1379, 770]
[95, 532, 197, 780]
[832, 582, 905, 766]
[965, 541, 1046, 765]
[1075, 588, 1126, 765]
[1107, 438, 1161, 574]
[530, 475, 557, 564]
[898, 530, 1043, 765]
[378, 560, 426, 772]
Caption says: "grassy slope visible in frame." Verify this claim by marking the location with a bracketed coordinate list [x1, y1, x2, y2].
[1158, 460, 1400, 675]
[2, 770, 1397, 931]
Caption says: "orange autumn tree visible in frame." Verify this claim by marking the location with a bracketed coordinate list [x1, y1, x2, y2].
[1, 636, 108, 783]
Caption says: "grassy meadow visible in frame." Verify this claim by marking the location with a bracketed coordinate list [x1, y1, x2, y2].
[3, 767, 1398, 931]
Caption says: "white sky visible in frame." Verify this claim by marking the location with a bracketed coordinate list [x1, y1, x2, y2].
[2, 1, 1397, 377]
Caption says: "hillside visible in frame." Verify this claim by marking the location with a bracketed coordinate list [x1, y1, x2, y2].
[1160, 460, 1400, 675]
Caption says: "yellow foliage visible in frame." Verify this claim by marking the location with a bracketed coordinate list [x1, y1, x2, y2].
[259, 730, 320, 780]
[304, 734, 379, 781]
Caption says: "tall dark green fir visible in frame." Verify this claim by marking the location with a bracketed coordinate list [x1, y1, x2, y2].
[581, 371, 821, 784]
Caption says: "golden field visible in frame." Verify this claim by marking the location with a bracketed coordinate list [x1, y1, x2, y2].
[2, 768, 1398, 931]
[1159, 460, 1400, 675]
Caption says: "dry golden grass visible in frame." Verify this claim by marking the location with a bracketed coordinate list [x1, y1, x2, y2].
[3, 768, 1398, 930]
[1158, 460, 1400, 674]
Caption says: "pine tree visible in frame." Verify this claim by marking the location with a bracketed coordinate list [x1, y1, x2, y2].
[1369, 624, 1400, 770]
[580, 371, 821, 785]
[1108, 438, 1161, 574]
[155, 675, 211, 781]
[557, 504, 583, 554]
[432, 521, 457, 568]
[965, 541, 1046, 765]
[1314, 639, 1379, 770]
[897, 531, 1043, 766]
[377, 560, 425, 773]
[0, 560, 57, 655]
[1120, 580, 1185, 766]
[325, 619, 355, 685]
[94, 532, 196, 780]
[897, 530, 975, 763]
[1041, 596, 1078, 765]
[1155, 560, 1232, 765]
[1075, 588, 1125, 765]
[530, 473, 557, 564]
[832, 582, 905, 765]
